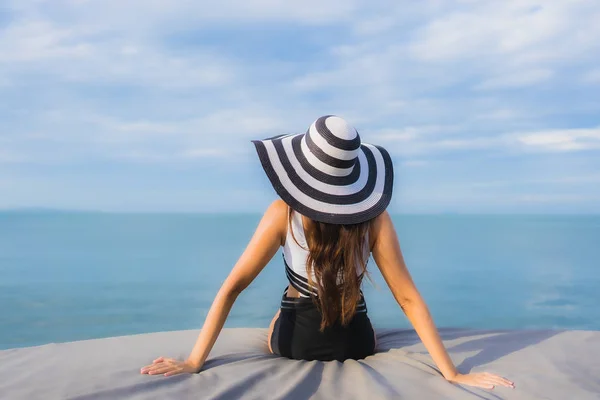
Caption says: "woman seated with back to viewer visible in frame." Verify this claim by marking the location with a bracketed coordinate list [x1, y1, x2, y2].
[140, 115, 515, 391]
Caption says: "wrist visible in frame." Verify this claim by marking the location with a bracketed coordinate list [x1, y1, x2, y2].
[186, 358, 203, 370]
[444, 371, 460, 381]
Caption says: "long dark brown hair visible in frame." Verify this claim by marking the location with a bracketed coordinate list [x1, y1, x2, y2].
[288, 208, 371, 331]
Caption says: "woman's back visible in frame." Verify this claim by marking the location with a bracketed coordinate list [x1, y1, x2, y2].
[270, 207, 376, 361]
[282, 208, 371, 299]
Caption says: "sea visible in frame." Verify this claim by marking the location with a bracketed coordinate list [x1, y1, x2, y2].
[1, 212, 599, 350]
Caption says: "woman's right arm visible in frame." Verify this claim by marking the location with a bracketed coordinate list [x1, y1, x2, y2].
[140, 199, 288, 377]
[371, 211, 514, 390]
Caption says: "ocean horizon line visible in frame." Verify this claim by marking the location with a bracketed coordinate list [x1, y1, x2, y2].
[1, 207, 599, 217]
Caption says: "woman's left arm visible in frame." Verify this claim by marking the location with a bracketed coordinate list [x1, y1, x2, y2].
[141, 199, 287, 377]
[371, 211, 514, 390]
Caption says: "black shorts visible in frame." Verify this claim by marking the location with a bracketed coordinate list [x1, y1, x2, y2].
[270, 287, 376, 361]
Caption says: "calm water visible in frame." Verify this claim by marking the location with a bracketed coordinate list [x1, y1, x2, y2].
[1, 212, 599, 350]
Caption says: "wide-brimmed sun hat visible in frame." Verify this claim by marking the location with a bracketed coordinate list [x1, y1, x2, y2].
[252, 115, 394, 225]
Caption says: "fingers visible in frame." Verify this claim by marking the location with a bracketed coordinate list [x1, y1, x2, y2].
[140, 364, 156, 373]
[141, 357, 166, 373]
[453, 372, 515, 390]
[154, 357, 176, 364]
[140, 359, 187, 377]
[482, 373, 515, 388]
[475, 372, 515, 390]
[141, 357, 178, 373]
[141, 360, 171, 374]
[149, 365, 179, 375]
[142, 363, 177, 375]
[141, 364, 161, 374]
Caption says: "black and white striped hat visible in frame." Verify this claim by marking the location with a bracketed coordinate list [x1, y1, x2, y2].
[252, 115, 394, 224]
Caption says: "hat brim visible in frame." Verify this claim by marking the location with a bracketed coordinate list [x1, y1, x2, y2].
[252, 132, 393, 224]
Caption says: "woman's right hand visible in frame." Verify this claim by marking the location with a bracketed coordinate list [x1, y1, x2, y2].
[140, 357, 202, 377]
[448, 372, 515, 390]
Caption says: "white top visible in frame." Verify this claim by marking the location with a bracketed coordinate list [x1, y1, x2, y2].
[282, 209, 371, 298]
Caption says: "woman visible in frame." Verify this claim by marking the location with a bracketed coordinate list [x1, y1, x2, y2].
[140, 116, 514, 390]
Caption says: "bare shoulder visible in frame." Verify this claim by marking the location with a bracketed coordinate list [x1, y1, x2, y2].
[371, 209, 391, 230]
[266, 199, 288, 217]
[264, 199, 288, 246]
[369, 210, 393, 249]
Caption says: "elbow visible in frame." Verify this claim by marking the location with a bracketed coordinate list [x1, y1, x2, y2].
[222, 279, 247, 298]
[398, 296, 413, 312]
[397, 293, 425, 313]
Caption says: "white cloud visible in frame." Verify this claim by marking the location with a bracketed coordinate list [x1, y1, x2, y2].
[548, 174, 600, 184]
[372, 129, 418, 142]
[0, 20, 91, 63]
[475, 69, 553, 90]
[369, 134, 505, 157]
[402, 160, 429, 167]
[517, 127, 600, 151]
[424, 126, 600, 153]
[408, 1, 600, 65]
[37, 107, 285, 140]
[583, 69, 600, 84]
[473, 109, 520, 121]
[368, 125, 600, 156]
[182, 148, 231, 159]
[111, 150, 171, 163]
[0, 106, 290, 164]
[398, 185, 600, 213]
[517, 194, 596, 203]
[432, 136, 506, 150]
[114, 121, 180, 135]
[112, 147, 232, 163]
[0, 19, 236, 87]
[0, 149, 28, 163]
[6, 0, 360, 25]
[352, 16, 397, 36]
[464, 174, 600, 188]
[371, 125, 461, 141]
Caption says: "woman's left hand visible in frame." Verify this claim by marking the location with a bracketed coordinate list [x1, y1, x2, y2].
[140, 357, 201, 377]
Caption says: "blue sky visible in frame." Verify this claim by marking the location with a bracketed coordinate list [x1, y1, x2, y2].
[1, 1, 599, 213]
